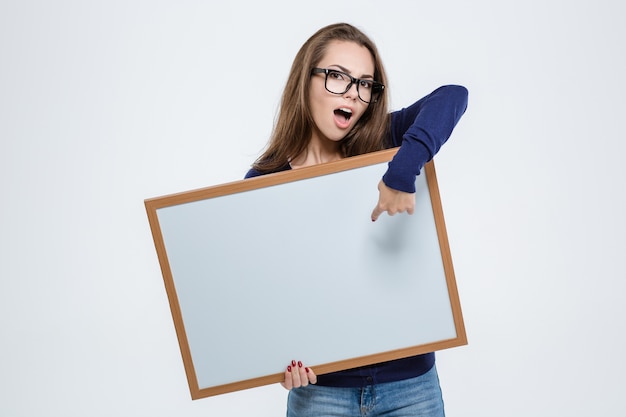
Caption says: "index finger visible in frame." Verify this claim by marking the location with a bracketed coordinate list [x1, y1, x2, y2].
[371, 204, 383, 222]
[306, 367, 318, 385]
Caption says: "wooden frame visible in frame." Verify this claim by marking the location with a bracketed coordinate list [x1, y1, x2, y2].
[145, 148, 466, 399]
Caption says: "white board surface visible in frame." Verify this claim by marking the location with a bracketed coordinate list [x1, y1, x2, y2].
[145, 149, 466, 398]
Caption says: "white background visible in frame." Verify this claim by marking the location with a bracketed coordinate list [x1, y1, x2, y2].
[1, 1, 624, 416]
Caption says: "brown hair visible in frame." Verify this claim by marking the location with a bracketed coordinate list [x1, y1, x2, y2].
[252, 23, 391, 173]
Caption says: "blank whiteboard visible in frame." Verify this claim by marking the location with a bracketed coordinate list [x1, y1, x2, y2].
[145, 148, 466, 399]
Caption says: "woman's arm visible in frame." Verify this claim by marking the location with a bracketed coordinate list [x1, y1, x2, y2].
[371, 85, 468, 221]
[384, 84, 468, 193]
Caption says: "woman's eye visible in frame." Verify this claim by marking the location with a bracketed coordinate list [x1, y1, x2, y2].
[329, 71, 345, 81]
[360, 80, 374, 89]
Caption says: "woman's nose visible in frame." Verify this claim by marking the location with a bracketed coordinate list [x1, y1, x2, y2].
[343, 82, 359, 100]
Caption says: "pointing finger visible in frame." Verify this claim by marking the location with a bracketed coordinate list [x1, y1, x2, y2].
[371, 204, 383, 222]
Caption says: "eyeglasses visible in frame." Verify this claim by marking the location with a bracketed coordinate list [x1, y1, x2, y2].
[311, 68, 384, 104]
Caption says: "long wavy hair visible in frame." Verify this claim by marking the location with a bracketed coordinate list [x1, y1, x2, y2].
[252, 23, 391, 173]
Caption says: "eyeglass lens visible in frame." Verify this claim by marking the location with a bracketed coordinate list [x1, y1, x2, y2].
[324, 70, 377, 103]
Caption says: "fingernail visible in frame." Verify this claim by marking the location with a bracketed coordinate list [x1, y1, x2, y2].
[287, 365, 291, 372]
[305, 367, 310, 373]
[292, 360, 296, 367]
[298, 361, 303, 368]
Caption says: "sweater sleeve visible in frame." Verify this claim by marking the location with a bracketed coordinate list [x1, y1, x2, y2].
[382, 85, 468, 193]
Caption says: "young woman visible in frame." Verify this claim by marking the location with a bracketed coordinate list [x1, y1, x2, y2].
[245, 23, 468, 417]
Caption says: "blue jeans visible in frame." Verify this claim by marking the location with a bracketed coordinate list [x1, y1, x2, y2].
[286, 365, 445, 417]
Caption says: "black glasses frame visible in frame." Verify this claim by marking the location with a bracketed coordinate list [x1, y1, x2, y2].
[311, 68, 385, 103]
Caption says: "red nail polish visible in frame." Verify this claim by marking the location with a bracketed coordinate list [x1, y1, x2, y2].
[305, 367, 310, 373]
[292, 360, 296, 367]
[298, 361, 303, 368]
[287, 365, 291, 372]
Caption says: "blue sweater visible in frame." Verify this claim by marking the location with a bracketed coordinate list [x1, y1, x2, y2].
[245, 85, 468, 387]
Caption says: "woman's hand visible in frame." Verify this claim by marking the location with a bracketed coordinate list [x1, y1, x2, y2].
[371, 180, 416, 222]
[281, 360, 317, 390]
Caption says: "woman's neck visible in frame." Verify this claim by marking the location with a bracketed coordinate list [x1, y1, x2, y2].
[290, 136, 342, 169]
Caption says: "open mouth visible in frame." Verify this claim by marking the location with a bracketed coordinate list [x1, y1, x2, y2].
[334, 107, 353, 122]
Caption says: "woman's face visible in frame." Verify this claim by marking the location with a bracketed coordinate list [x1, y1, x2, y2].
[309, 40, 375, 145]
